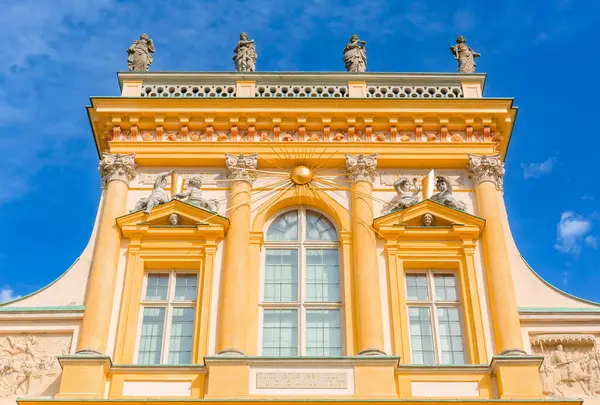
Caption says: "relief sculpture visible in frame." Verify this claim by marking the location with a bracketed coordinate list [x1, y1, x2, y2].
[532, 334, 600, 397]
[0, 334, 71, 399]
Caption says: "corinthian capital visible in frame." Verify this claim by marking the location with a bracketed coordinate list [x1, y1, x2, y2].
[345, 153, 378, 183]
[99, 152, 136, 188]
[467, 153, 505, 189]
[225, 153, 258, 183]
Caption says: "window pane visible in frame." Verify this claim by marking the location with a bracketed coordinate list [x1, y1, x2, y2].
[175, 274, 198, 301]
[262, 309, 298, 356]
[434, 274, 457, 301]
[408, 307, 435, 365]
[437, 307, 465, 365]
[138, 307, 165, 364]
[264, 249, 298, 302]
[168, 307, 195, 364]
[306, 211, 337, 241]
[306, 249, 339, 302]
[306, 309, 342, 356]
[145, 274, 169, 300]
[406, 274, 429, 301]
[266, 210, 298, 241]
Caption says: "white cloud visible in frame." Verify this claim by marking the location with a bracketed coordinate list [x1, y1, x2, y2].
[0, 286, 21, 304]
[521, 156, 556, 179]
[554, 211, 593, 255]
[585, 235, 598, 249]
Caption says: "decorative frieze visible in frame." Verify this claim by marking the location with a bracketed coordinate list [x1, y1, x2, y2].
[225, 153, 258, 183]
[345, 153, 378, 183]
[531, 334, 600, 397]
[467, 153, 505, 189]
[106, 127, 498, 147]
[98, 152, 136, 187]
[0, 334, 71, 398]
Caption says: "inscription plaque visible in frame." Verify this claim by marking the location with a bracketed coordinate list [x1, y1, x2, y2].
[255, 371, 347, 389]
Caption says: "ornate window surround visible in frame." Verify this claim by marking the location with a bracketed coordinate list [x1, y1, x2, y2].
[374, 200, 487, 364]
[113, 200, 228, 365]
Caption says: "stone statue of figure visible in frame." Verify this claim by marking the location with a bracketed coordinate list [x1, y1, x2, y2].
[233, 32, 257, 72]
[431, 176, 467, 212]
[449, 35, 480, 73]
[343, 34, 367, 72]
[173, 176, 220, 212]
[133, 171, 173, 214]
[386, 177, 421, 213]
[550, 344, 591, 396]
[127, 33, 155, 72]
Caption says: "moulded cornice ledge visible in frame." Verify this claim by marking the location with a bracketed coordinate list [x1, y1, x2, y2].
[203, 355, 401, 367]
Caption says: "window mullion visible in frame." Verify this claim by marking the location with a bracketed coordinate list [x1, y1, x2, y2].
[162, 302, 173, 364]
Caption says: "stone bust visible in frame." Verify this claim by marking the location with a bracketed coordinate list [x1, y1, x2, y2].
[422, 213, 435, 226]
[168, 213, 180, 226]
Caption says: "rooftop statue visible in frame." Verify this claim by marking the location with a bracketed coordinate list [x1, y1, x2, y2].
[174, 176, 220, 212]
[449, 35, 480, 73]
[430, 176, 467, 212]
[127, 33, 155, 72]
[132, 171, 172, 214]
[385, 177, 421, 213]
[343, 34, 367, 72]
[233, 32, 257, 72]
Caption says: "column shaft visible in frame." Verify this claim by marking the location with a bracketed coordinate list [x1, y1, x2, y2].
[475, 181, 524, 354]
[77, 179, 129, 353]
[218, 180, 251, 354]
[351, 180, 385, 355]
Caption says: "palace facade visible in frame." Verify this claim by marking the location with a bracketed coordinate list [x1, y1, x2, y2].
[1, 71, 600, 405]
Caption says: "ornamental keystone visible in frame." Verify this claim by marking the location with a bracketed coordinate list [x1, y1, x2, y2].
[467, 153, 505, 189]
[345, 153, 378, 183]
[225, 153, 258, 183]
[98, 152, 136, 187]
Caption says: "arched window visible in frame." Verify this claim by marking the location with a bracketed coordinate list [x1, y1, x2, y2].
[260, 208, 342, 356]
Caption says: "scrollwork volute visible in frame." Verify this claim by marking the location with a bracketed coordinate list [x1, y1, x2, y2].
[225, 153, 258, 183]
[345, 153, 378, 183]
[98, 152, 136, 188]
[467, 153, 505, 189]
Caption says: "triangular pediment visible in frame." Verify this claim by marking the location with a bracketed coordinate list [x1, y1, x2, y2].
[117, 200, 229, 238]
[374, 200, 485, 237]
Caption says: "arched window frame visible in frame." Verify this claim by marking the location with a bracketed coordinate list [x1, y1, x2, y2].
[258, 206, 344, 356]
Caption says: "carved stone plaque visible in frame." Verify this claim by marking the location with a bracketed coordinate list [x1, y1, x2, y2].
[0, 333, 72, 400]
[255, 371, 347, 389]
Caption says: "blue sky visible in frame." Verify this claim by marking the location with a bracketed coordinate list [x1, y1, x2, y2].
[0, 0, 599, 304]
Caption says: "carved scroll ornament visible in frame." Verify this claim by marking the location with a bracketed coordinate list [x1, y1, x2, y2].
[98, 152, 136, 188]
[345, 153, 378, 183]
[467, 153, 505, 189]
[225, 153, 258, 183]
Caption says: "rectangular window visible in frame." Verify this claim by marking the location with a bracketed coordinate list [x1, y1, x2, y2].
[406, 272, 465, 365]
[137, 272, 197, 365]
[306, 309, 342, 356]
[262, 309, 298, 356]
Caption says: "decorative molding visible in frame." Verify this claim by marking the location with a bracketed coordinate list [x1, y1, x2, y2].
[345, 153, 378, 183]
[467, 153, 505, 189]
[0, 334, 72, 398]
[98, 152, 136, 187]
[225, 153, 258, 183]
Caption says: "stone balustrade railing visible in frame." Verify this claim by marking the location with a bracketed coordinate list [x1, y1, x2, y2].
[119, 72, 485, 99]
